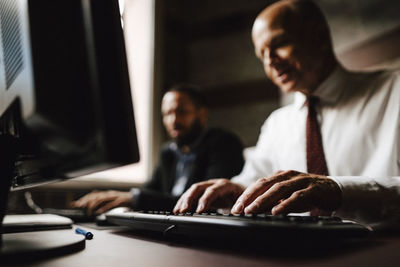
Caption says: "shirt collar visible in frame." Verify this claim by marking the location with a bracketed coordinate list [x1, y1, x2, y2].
[293, 65, 349, 109]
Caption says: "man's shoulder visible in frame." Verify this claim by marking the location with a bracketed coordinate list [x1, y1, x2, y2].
[374, 68, 400, 87]
[204, 127, 235, 136]
[201, 127, 242, 143]
[374, 67, 400, 77]
[266, 100, 301, 121]
[380, 68, 400, 83]
[349, 67, 400, 87]
[159, 141, 176, 155]
[192, 128, 243, 158]
[190, 128, 243, 151]
[353, 68, 400, 97]
[159, 128, 243, 155]
[255, 100, 304, 136]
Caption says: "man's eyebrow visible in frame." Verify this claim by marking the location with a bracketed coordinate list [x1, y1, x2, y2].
[256, 32, 287, 58]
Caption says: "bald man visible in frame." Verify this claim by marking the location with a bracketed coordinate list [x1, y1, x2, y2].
[174, 0, 400, 229]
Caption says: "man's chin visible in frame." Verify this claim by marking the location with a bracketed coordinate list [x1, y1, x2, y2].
[175, 134, 191, 147]
[173, 120, 205, 148]
[278, 82, 297, 94]
[277, 79, 315, 95]
[175, 132, 200, 148]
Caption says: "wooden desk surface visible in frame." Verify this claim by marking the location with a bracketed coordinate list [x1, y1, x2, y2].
[3, 225, 400, 267]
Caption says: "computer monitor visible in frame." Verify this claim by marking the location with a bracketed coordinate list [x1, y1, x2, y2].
[0, 0, 140, 239]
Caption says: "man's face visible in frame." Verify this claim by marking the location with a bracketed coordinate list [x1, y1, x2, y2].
[162, 91, 206, 146]
[252, 12, 324, 94]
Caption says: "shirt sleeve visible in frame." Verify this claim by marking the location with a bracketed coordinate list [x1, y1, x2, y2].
[130, 187, 178, 211]
[142, 163, 163, 191]
[329, 73, 400, 229]
[330, 176, 400, 229]
[232, 115, 276, 187]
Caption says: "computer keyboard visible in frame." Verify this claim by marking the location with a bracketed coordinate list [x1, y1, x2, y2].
[106, 210, 372, 241]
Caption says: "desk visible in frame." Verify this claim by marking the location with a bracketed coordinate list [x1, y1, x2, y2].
[3, 225, 400, 267]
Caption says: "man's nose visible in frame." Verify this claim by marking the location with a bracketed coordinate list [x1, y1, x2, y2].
[170, 113, 182, 126]
[263, 49, 279, 67]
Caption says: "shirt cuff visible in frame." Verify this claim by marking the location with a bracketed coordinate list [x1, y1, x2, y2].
[231, 174, 251, 187]
[328, 176, 400, 228]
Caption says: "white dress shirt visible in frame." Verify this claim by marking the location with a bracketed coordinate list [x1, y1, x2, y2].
[232, 65, 400, 227]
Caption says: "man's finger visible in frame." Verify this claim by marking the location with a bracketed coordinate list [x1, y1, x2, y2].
[86, 194, 118, 212]
[196, 180, 234, 213]
[71, 191, 102, 207]
[231, 177, 273, 214]
[271, 187, 313, 215]
[173, 181, 214, 213]
[86, 199, 107, 213]
[71, 195, 92, 207]
[243, 178, 309, 214]
[232, 171, 299, 214]
[173, 198, 184, 214]
[96, 200, 121, 214]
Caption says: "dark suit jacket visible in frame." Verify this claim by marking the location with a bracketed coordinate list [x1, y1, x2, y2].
[132, 128, 244, 211]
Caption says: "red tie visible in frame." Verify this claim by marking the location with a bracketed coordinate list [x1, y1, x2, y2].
[306, 97, 329, 176]
[306, 97, 330, 216]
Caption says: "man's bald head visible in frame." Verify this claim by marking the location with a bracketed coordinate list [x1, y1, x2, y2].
[253, 0, 333, 52]
[252, 0, 337, 94]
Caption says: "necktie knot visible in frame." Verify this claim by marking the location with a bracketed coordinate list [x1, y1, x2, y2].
[306, 96, 319, 108]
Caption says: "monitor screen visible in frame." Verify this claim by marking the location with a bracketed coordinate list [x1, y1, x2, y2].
[0, 0, 139, 226]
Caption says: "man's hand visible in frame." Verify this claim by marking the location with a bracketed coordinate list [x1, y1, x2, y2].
[173, 179, 245, 214]
[231, 170, 342, 215]
[71, 190, 132, 214]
